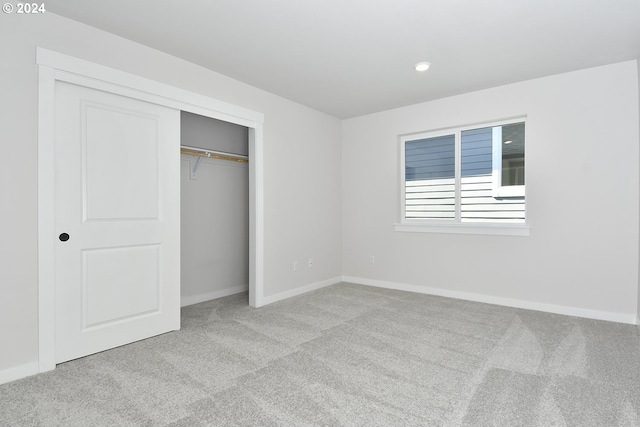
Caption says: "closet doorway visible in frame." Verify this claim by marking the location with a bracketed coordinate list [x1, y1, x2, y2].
[37, 47, 265, 373]
[180, 112, 250, 306]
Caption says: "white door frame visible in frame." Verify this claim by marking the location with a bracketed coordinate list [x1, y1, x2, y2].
[37, 47, 265, 373]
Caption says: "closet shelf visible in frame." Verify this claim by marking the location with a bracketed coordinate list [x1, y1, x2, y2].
[181, 145, 248, 180]
[180, 145, 248, 163]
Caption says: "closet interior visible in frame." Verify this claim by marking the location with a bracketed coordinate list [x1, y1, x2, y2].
[180, 111, 250, 306]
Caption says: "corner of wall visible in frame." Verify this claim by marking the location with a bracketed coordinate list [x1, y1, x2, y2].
[0, 362, 39, 386]
[261, 276, 342, 306]
[637, 55, 640, 325]
[342, 276, 638, 325]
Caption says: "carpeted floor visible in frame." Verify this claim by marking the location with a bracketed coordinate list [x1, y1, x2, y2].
[2, 282, 640, 426]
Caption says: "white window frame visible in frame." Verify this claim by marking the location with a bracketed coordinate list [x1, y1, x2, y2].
[396, 117, 529, 236]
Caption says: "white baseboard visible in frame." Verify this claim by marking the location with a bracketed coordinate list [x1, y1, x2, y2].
[342, 276, 638, 325]
[0, 362, 39, 386]
[261, 276, 342, 306]
[181, 285, 248, 307]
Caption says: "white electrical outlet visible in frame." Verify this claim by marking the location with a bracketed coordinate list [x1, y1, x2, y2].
[308, 258, 313, 268]
[293, 261, 299, 272]
[369, 255, 375, 264]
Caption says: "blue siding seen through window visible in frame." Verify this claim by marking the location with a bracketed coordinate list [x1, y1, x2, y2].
[405, 131, 493, 181]
[405, 135, 455, 181]
[461, 127, 492, 177]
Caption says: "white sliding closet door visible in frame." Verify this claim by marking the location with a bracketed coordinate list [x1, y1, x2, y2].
[54, 81, 181, 363]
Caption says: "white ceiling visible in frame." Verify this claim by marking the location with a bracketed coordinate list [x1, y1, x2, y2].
[47, 0, 640, 119]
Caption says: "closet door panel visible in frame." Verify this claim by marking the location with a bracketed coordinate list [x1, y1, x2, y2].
[54, 81, 180, 364]
[84, 103, 159, 220]
[83, 245, 160, 327]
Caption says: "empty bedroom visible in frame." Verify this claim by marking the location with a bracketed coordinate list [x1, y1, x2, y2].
[1, 1, 640, 425]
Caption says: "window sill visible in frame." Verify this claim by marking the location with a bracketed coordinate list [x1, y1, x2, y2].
[493, 185, 525, 199]
[394, 222, 530, 236]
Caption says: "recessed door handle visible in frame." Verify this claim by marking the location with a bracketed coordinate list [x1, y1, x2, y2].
[59, 233, 70, 242]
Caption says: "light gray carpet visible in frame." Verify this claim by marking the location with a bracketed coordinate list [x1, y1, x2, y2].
[2, 282, 640, 426]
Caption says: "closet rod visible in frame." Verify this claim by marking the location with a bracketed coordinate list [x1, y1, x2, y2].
[180, 145, 248, 163]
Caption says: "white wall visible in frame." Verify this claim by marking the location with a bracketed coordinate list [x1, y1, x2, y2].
[342, 61, 640, 322]
[0, 12, 342, 377]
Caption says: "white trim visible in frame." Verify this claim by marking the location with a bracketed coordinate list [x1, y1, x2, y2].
[491, 125, 502, 196]
[260, 277, 343, 306]
[398, 135, 406, 221]
[249, 125, 265, 308]
[37, 48, 265, 373]
[0, 362, 39, 386]
[394, 223, 530, 236]
[37, 64, 56, 375]
[342, 276, 638, 325]
[454, 130, 461, 221]
[494, 185, 525, 198]
[36, 48, 262, 125]
[181, 285, 249, 307]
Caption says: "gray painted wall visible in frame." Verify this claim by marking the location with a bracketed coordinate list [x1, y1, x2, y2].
[181, 111, 248, 155]
[180, 157, 249, 305]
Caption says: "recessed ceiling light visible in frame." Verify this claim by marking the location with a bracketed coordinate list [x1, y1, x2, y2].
[504, 140, 513, 144]
[414, 62, 431, 72]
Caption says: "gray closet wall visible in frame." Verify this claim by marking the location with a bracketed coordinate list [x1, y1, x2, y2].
[180, 111, 249, 306]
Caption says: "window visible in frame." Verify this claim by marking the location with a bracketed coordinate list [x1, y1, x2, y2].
[400, 118, 526, 228]
[491, 122, 525, 198]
